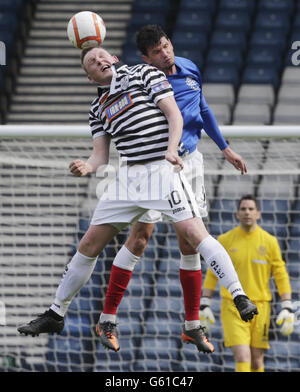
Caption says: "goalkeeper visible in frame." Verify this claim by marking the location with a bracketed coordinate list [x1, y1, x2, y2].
[199, 195, 294, 372]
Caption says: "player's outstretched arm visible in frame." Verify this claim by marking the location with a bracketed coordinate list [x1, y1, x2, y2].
[222, 146, 247, 175]
[69, 134, 110, 177]
[157, 95, 184, 169]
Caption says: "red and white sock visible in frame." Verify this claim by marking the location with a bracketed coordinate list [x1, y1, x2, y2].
[100, 245, 140, 323]
[180, 253, 202, 330]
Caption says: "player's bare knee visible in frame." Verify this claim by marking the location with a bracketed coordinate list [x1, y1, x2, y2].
[178, 240, 198, 255]
[126, 223, 153, 256]
[78, 237, 100, 258]
[126, 233, 149, 255]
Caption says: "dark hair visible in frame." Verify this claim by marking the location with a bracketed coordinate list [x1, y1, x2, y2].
[136, 24, 169, 55]
[238, 195, 259, 210]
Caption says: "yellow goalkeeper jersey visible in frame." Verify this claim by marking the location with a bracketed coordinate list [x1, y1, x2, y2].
[203, 225, 291, 301]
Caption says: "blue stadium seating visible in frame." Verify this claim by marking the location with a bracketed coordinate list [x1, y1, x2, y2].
[254, 11, 291, 34]
[204, 64, 240, 88]
[172, 31, 208, 51]
[207, 47, 244, 70]
[133, 0, 171, 12]
[122, 47, 143, 66]
[127, 12, 167, 31]
[175, 10, 212, 33]
[242, 65, 280, 88]
[258, 0, 294, 15]
[219, 0, 256, 14]
[215, 10, 252, 32]
[179, 0, 217, 15]
[294, 11, 300, 29]
[246, 46, 282, 70]
[210, 30, 248, 53]
[0, 11, 18, 31]
[173, 48, 203, 69]
[250, 30, 287, 52]
[0, 0, 24, 12]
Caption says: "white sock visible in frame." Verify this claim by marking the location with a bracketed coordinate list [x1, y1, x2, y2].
[185, 320, 201, 331]
[180, 253, 201, 271]
[50, 250, 97, 317]
[113, 245, 140, 271]
[99, 313, 117, 324]
[197, 235, 246, 297]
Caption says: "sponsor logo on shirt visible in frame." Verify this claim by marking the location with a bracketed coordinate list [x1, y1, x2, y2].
[258, 246, 267, 257]
[151, 80, 170, 93]
[186, 77, 200, 90]
[172, 206, 186, 214]
[105, 93, 133, 122]
[252, 259, 268, 265]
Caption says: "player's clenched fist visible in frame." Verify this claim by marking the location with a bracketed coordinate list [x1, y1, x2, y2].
[69, 159, 92, 177]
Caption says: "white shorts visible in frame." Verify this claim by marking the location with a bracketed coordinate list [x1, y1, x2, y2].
[139, 149, 207, 224]
[90, 159, 200, 231]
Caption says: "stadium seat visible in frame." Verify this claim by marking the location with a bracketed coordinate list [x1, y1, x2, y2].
[179, 0, 217, 15]
[121, 48, 143, 66]
[277, 85, 300, 104]
[258, 0, 294, 15]
[281, 66, 300, 85]
[237, 84, 275, 106]
[246, 46, 282, 71]
[233, 103, 271, 124]
[174, 48, 203, 70]
[250, 30, 287, 52]
[157, 258, 180, 274]
[293, 11, 300, 29]
[219, 0, 256, 14]
[242, 65, 279, 88]
[254, 11, 290, 34]
[202, 83, 235, 107]
[127, 12, 167, 31]
[260, 199, 289, 213]
[149, 296, 185, 314]
[133, 0, 171, 12]
[258, 175, 296, 198]
[206, 103, 232, 125]
[206, 47, 244, 71]
[175, 10, 212, 33]
[210, 30, 248, 53]
[273, 103, 300, 124]
[203, 64, 240, 88]
[215, 10, 252, 33]
[0, 0, 23, 12]
[144, 314, 180, 336]
[0, 11, 18, 31]
[172, 31, 208, 51]
[217, 175, 256, 198]
[138, 337, 180, 362]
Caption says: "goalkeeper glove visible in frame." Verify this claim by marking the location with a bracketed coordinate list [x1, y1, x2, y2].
[199, 297, 215, 332]
[276, 300, 294, 336]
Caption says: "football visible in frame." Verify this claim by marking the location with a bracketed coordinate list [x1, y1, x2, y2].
[67, 11, 106, 49]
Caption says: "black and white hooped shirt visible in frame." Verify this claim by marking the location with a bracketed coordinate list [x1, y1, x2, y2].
[89, 62, 174, 164]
